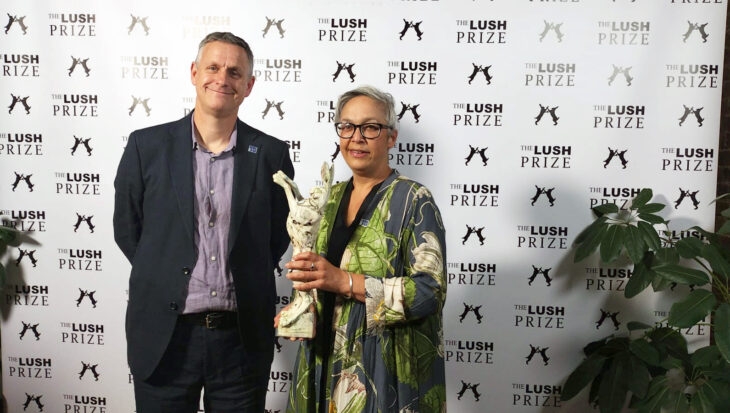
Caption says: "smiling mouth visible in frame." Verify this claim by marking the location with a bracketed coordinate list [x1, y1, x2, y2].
[207, 87, 234, 96]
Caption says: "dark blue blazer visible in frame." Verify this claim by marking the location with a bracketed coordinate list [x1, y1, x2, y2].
[113, 113, 293, 380]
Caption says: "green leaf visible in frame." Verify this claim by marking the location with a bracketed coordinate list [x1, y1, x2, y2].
[601, 225, 626, 264]
[589, 370, 604, 404]
[624, 225, 646, 264]
[637, 375, 670, 413]
[412, 329, 439, 385]
[651, 272, 674, 292]
[668, 289, 716, 328]
[700, 244, 730, 282]
[700, 363, 730, 382]
[692, 385, 718, 413]
[627, 321, 652, 331]
[660, 356, 684, 370]
[561, 354, 608, 401]
[0, 227, 17, 243]
[625, 260, 654, 298]
[697, 379, 730, 412]
[691, 346, 721, 367]
[639, 213, 665, 225]
[575, 216, 608, 245]
[394, 327, 417, 387]
[676, 237, 704, 259]
[630, 338, 661, 366]
[653, 264, 709, 286]
[598, 352, 630, 413]
[637, 221, 661, 251]
[645, 375, 669, 399]
[637, 203, 664, 214]
[631, 189, 653, 209]
[628, 393, 642, 409]
[627, 355, 652, 398]
[419, 384, 446, 413]
[667, 390, 690, 413]
[718, 220, 730, 235]
[649, 328, 688, 359]
[596, 337, 630, 357]
[583, 337, 610, 358]
[593, 203, 619, 216]
[715, 303, 730, 363]
[689, 226, 718, 244]
[655, 248, 680, 265]
[574, 223, 608, 263]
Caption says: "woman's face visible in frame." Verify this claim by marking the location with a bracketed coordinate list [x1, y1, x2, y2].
[338, 96, 397, 179]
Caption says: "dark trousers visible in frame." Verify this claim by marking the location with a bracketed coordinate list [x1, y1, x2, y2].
[133, 317, 270, 413]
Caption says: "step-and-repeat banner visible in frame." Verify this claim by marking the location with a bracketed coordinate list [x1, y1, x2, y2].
[1, 1, 727, 412]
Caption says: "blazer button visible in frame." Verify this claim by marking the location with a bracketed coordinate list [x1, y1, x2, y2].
[169, 302, 178, 311]
[182, 267, 191, 276]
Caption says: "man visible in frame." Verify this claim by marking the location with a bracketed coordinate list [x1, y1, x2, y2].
[114, 32, 294, 412]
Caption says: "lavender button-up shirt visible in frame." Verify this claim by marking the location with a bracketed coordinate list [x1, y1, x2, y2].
[183, 117, 238, 314]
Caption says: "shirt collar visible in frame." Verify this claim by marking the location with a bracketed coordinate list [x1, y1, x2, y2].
[191, 114, 237, 154]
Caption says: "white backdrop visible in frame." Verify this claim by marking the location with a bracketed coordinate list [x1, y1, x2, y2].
[0, 0, 727, 412]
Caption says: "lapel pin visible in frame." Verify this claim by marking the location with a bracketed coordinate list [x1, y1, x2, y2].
[248, 145, 258, 154]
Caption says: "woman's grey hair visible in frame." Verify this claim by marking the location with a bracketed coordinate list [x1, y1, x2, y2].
[335, 86, 398, 131]
[195, 32, 254, 76]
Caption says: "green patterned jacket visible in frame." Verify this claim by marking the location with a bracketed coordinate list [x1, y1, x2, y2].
[287, 171, 447, 413]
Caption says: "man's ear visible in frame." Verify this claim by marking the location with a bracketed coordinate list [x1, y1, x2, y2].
[243, 75, 256, 98]
[190, 61, 197, 85]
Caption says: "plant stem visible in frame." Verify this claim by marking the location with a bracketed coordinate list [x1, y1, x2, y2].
[709, 273, 730, 302]
[690, 257, 730, 300]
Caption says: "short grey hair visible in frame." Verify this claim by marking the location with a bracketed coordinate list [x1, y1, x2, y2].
[335, 86, 398, 131]
[195, 32, 254, 76]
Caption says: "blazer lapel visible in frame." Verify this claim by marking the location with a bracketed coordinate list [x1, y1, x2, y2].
[166, 114, 195, 244]
[228, 119, 259, 256]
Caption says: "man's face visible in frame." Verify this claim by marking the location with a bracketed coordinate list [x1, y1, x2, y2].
[191, 41, 255, 117]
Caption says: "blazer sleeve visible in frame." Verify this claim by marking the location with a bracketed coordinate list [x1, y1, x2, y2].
[270, 145, 294, 262]
[364, 185, 447, 331]
[113, 131, 145, 263]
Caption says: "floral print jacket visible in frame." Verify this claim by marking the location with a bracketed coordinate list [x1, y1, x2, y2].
[287, 171, 447, 413]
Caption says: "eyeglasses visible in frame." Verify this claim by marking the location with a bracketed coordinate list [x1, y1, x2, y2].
[334, 122, 392, 139]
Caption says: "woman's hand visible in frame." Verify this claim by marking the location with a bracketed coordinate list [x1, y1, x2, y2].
[285, 252, 349, 296]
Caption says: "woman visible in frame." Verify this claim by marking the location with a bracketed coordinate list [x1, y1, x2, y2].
[275, 86, 447, 413]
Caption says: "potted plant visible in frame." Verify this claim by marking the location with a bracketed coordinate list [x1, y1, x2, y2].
[0, 224, 19, 286]
[561, 189, 730, 413]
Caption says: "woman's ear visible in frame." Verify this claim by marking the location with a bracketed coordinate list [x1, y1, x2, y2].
[388, 129, 398, 149]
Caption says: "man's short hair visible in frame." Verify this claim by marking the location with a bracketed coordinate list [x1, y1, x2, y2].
[334, 86, 398, 132]
[196, 32, 254, 76]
